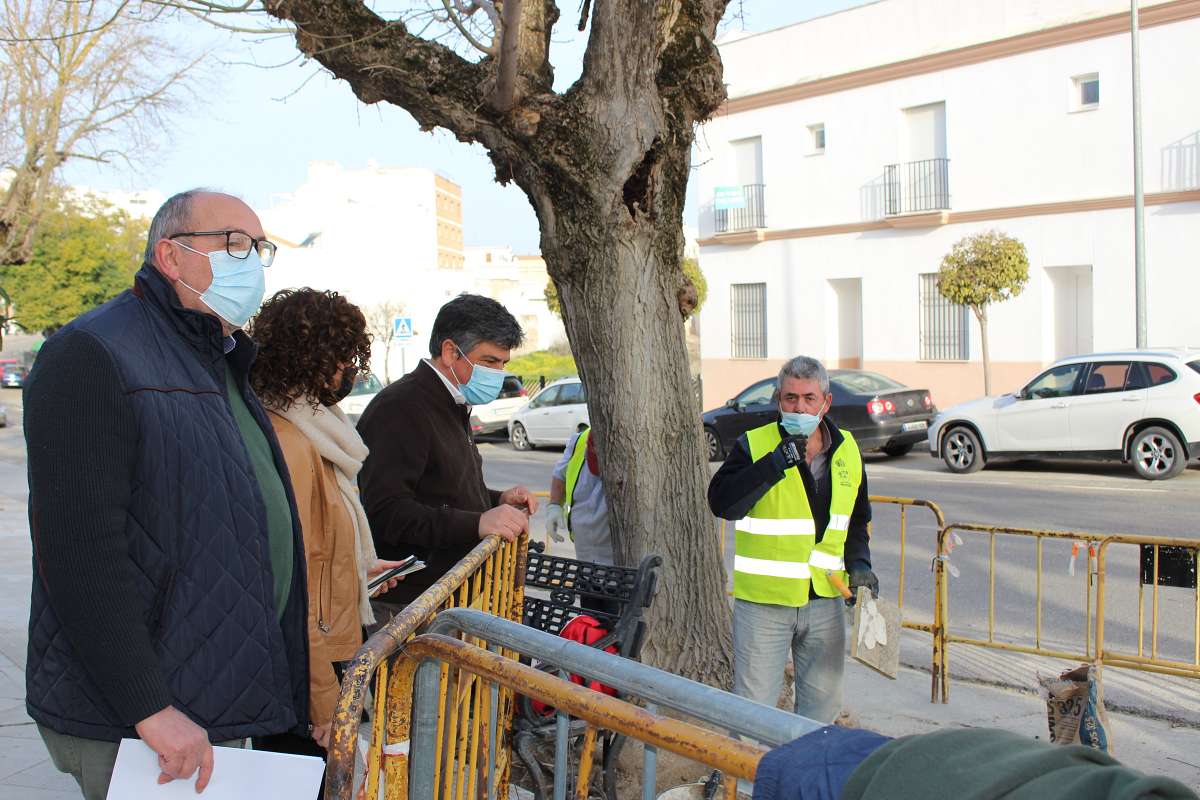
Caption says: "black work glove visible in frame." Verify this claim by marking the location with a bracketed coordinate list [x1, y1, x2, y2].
[847, 568, 880, 607]
[769, 434, 807, 473]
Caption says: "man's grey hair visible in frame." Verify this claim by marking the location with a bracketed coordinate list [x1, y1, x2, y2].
[428, 293, 524, 357]
[143, 189, 212, 266]
[778, 355, 830, 394]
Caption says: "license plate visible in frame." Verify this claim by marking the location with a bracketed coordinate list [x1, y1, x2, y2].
[902, 421, 928, 432]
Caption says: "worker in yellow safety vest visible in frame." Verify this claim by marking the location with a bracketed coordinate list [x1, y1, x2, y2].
[707, 355, 877, 724]
[545, 425, 617, 612]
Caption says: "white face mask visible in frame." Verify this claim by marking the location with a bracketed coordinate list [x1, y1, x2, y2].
[172, 240, 266, 328]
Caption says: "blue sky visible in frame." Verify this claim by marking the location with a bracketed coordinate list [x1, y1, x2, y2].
[63, 1, 873, 253]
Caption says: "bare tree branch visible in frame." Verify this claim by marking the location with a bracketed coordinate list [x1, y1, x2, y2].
[0, 0, 203, 266]
[438, 0, 495, 55]
[490, 0, 521, 110]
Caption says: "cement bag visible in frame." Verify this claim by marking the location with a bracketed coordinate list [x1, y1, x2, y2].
[1038, 664, 1113, 753]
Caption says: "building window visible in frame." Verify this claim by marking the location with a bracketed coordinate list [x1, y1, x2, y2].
[919, 274, 969, 361]
[731, 283, 767, 358]
[809, 123, 825, 154]
[1072, 73, 1099, 111]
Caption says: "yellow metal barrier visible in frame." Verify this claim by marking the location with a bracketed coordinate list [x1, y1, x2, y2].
[395, 633, 769, 797]
[869, 496, 947, 702]
[933, 524, 1200, 703]
[934, 523, 1110, 703]
[1095, 536, 1200, 681]
[324, 533, 528, 800]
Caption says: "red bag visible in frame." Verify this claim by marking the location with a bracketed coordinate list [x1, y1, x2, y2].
[531, 614, 617, 716]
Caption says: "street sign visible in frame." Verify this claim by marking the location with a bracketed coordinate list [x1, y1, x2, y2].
[393, 316, 414, 342]
[713, 185, 747, 210]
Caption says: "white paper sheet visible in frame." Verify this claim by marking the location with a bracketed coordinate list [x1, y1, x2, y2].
[106, 738, 325, 800]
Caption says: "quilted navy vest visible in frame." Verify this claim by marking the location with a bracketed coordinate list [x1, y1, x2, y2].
[26, 264, 310, 742]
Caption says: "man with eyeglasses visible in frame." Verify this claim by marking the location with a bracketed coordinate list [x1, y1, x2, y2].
[24, 190, 309, 799]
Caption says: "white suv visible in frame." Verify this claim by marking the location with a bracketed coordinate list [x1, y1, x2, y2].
[929, 349, 1200, 480]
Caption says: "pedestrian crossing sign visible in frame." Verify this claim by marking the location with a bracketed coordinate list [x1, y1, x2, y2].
[393, 316, 414, 341]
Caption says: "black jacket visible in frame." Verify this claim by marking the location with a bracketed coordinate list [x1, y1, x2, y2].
[358, 361, 501, 604]
[707, 418, 872, 572]
[24, 264, 310, 742]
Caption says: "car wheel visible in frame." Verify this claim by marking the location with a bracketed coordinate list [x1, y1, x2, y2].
[1130, 426, 1186, 480]
[510, 422, 534, 452]
[941, 426, 984, 474]
[704, 427, 725, 462]
[882, 443, 914, 458]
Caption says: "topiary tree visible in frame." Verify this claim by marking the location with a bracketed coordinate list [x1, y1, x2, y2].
[937, 230, 1030, 396]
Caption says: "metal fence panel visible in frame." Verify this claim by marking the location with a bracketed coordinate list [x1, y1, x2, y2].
[885, 158, 950, 214]
[714, 184, 766, 233]
[731, 282, 767, 359]
[919, 273, 969, 361]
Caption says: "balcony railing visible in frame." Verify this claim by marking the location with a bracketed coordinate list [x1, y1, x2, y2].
[885, 158, 950, 215]
[714, 183, 766, 233]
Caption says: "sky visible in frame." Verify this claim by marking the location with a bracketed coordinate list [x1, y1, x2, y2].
[62, 1, 876, 254]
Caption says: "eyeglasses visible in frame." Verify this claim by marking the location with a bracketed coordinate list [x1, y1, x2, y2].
[168, 230, 277, 267]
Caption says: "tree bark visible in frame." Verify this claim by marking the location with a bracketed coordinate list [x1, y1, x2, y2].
[260, 0, 734, 685]
[976, 306, 991, 396]
[545, 191, 731, 681]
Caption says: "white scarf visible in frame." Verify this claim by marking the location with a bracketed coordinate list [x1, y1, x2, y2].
[278, 402, 377, 625]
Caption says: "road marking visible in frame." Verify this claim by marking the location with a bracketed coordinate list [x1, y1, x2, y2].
[870, 467, 1171, 494]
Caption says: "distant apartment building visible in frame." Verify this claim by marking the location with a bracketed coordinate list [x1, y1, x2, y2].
[694, 0, 1200, 409]
[465, 246, 566, 352]
[259, 161, 467, 379]
[260, 162, 557, 380]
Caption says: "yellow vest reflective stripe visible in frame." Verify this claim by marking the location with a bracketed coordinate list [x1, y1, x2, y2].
[563, 429, 590, 541]
[734, 422, 863, 606]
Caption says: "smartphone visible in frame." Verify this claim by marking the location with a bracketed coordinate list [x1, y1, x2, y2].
[368, 559, 426, 591]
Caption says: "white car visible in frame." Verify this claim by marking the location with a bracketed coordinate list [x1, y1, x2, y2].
[338, 372, 384, 423]
[508, 377, 589, 450]
[470, 376, 528, 435]
[929, 349, 1200, 480]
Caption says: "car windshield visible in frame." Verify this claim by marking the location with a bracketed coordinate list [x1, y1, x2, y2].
[1024, 363, 1084, 399]
[830, 371, 905, 395]
[350, 373, 382, 396]
[736, 380, 776, 406]
[1189, 360, 1200, 376]
[557, 382, 585, 405]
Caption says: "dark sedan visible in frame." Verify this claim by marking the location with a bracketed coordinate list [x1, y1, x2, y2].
[702, 369, 937, 461]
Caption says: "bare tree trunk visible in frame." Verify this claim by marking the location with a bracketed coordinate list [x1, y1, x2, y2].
[976, 306, 991, 396]
[546, 204, 731, 681]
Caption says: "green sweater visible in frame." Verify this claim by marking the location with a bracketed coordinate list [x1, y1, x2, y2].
[225, 361, 293, 619]
[842, 728, 1197, 800]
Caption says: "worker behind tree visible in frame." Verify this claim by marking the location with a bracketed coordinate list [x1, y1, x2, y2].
[545, 422, 617, 615]
[707, 355, 878, 723]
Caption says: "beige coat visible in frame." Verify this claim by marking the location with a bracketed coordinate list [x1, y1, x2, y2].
[270, 412, 363, 730]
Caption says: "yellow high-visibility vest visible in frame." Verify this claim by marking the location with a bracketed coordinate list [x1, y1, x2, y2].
[563, 428, 590, 540]
[734, 422, 863, 606]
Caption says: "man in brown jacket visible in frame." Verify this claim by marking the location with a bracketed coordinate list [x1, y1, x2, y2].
[358, 294, 537, 617]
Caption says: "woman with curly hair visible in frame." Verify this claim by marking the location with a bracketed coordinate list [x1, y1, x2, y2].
[248, 288, 406, 762]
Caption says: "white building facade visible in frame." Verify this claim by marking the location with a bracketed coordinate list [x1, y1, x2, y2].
[259, 161, 468, 381]
[694, 0, 1200, 409]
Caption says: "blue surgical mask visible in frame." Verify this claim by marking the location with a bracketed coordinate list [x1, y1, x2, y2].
[174, 241, 266, 329]
[454, 344, 506, 405]
[780, 399, 829, 437]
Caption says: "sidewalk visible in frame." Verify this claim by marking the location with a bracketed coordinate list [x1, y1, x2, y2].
[843, 639, 1200, 792]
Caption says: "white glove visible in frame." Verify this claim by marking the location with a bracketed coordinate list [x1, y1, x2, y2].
[545, 504, 566, 542]
[857, 597, 888, 651]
